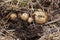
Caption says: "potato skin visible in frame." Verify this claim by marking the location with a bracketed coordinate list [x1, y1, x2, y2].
[20, 13, 29, 21]
[28, 17, 33, 23]
[10, 13, 17, 20]
[34, 11, 47, 24]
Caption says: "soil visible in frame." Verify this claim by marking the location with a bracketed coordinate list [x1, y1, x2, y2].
[0, 0, 60, 40]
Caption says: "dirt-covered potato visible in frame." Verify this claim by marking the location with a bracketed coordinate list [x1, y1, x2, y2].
[10, 13, 17, 20]
[33, 11, 47, 24]
[20, 13, 29, 21]
[28, 17, 33, 23]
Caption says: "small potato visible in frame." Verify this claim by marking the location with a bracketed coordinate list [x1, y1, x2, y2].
[10, 13, 17, 20]
[20, 13, 29, 21]
[34, 11, 47, 24]
[28, 17, 33, 23]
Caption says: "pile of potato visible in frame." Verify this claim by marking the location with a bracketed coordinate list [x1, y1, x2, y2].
[10, 9, 47, 24]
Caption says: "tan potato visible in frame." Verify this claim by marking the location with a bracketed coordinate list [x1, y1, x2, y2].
[20, 13, 29, 21]
[10, 13, 17, 20]
[34, 11, 47, 24]
[28, 17, 33, 23]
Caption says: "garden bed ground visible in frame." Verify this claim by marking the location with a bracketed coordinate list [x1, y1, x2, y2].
[0, 0, 60, 40]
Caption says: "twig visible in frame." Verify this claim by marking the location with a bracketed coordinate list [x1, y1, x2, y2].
[0, 0, 12, 6]
[0, 19, 17, 39]
[0, 27, 17, 39]
[0, 32, 7, 36]
[36, 0, 44, 10]
[45, 17, 60, 25]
